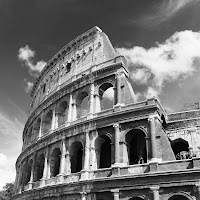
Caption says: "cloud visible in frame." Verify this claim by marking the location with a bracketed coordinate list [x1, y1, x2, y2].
[0, 153, 15, 190]
[102, 87, 114, 100]
[116, 30, 200, 100]
[134, 0, 199, 26]
[24, 79, 34, 93]
[18, 45, 46, 76]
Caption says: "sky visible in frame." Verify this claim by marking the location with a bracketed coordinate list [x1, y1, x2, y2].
[1, 0, 200, 189]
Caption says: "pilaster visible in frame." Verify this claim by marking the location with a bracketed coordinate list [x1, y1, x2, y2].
[150, 185, 160, 200]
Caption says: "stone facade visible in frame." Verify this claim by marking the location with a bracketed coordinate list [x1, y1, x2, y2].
[13, 26, 200, 200]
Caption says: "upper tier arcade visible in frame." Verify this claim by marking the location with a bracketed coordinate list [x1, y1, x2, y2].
[30, 26, 126, 113]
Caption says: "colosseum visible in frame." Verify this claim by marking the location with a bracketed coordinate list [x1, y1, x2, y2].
[13, 26, 200, 200]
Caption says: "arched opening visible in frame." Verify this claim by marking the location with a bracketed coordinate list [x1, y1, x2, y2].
[58, 101, 69, 126]
[34, 118, 41, 139]
[129, 197, 144, 200]
[99, 83, 114, 111]
[24, 160, 33, 185]
[34, 154, 45, 181]
[42, 110, 53, 134]
[95, 135, 111, 169]
[76, 92, 89, 118]
[28, 127, 33, 144]
[70, 141, 83, 173]
[168, 195, 190, 200]
[50, 148, 61, 177]
[125, 129, 147, 165]
[171, 138, 189, 160]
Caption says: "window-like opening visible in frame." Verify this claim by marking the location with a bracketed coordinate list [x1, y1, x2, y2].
[34, 154, 45, 181]
[42, 110, 53, 134]
[34, 118, 41, 139]
[50, 148, 61, 177]
[70, 141, 83, 173]
[24, 160, 33, 185]
[66, 62, 71, 72]
[126, 129, 147, 165]
[95, 135, 111, 169]
[58, 101, 68, 126]
[171, 138, 190, 160]
[28, 127, 33, 144]
[43, 83, 46, 94]
[99, 83, 114, 111]
[76, 92, 89, 118]
[169, 195, 189, 200]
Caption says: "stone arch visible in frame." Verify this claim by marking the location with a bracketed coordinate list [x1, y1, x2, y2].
[125, 129, 147, 165]
[69, 141, 83, 173]
[76, 91, 89, 118]
[34, 153, 45, 181]
[123, 192, 149, 200]
[57, 101, 69, 126]
[171, 138, 189, 160]
[98, 82, 114, 111]
[166, 192, 194, 200]
[95, 134, 112, 169]
[42, 110, 53, 134]
[24, 159, 33, 185]
[34, 118, 41, 139]
[50, 148, 61, 177]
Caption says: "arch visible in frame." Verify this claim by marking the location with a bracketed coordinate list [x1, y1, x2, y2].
[58, 101, 69, 126]
[129, 197, 146, 200]
[167, 192, 193, 200]
[28, 127, 33, 144]
[34, 118, 41, 139]
[125, 129, 147, 165]
[98, 82, 114, 111]
[34, 154, 45, 181]
[50, 148, 61, 177]
[171, 138, 189, 160]
[69, 141, 83, 173]
[95, 135, 112, 169]
[24, 159, 33, 185]
[76, 91, 89, 118]
[42, 110, 53, 134]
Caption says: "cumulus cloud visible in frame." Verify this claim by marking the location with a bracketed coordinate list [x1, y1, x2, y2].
[134, 0, 199, 26]
[116, 30, 200, 99]
[24, 79, 34, 93]
[18, 45, 46, 76]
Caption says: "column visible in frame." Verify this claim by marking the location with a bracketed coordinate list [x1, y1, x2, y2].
[116, 72, 122, 106]
[60, 139, 66, 174]
[80, 192, 87, 200]
[111, 189, 119, 200]
[195, 182, 200, 200]
[38, 114, 43, 139]
[66, 151, 71, 174]
[51, 108, 56, 130]
[148, 115, 157, 161]
[84, 130, 90, 171]
[68, 94, 73, 122]
[89, 82, 95, 114]
[150, 186, 160, 200]
[113, 123, 120, 165]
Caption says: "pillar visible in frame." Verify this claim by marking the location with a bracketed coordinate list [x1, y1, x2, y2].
[66, 151, 71, 174]
[68, 94, 73, 122]
[60, 139, 66, 174]
[150, 186, 160, 200]
[195, 182, 200, 200]
[113, 123, 120, 165]
[111, 189, 119, 200]
[51, 108, 56, 130]
[94, 93, 101, 113]
[80, 192, 87, 200]
[38, 113, 44, 139]
[89, 82, 95, 114]
[84, 130, 90, 171]
[148, 115, 157, 161]
[116, 71, 122, 105]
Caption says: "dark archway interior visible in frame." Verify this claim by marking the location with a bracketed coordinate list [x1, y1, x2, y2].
[58, 101, 68, 126]
[50, 148, 61, 177]
[98, 135, 111, 168]
[34, 154, 45, 181]
[169, 195, 189, 200]
[99, 82, 114, 111]
[25, 160, 33, 184]
[43, 110, 53, 133]
[70, 142, 83, 173]
[126, 129, 147, 165]
[171, 138, 189, 158]
[130, 197, 144, 200]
